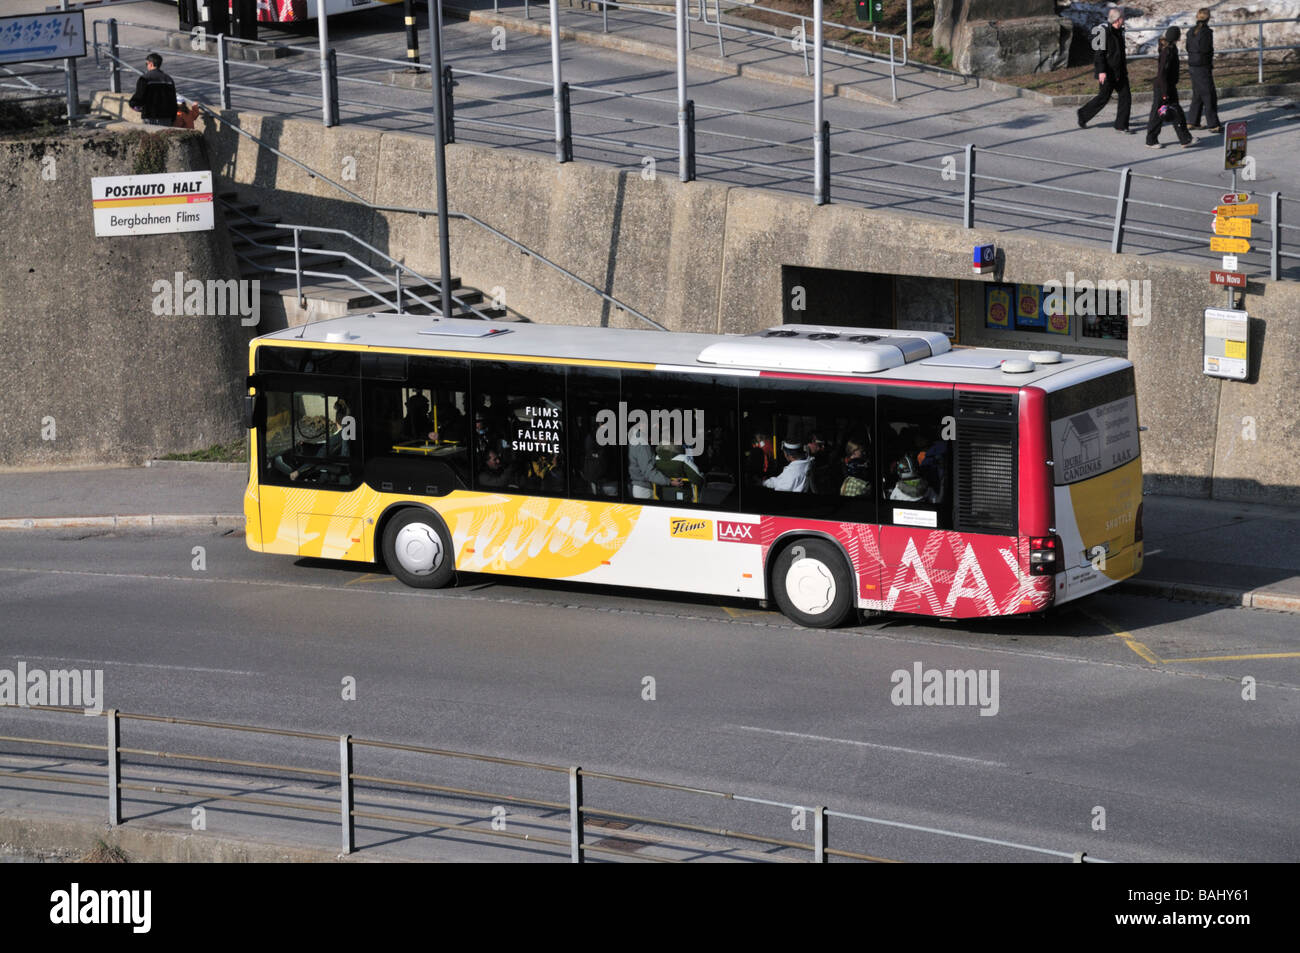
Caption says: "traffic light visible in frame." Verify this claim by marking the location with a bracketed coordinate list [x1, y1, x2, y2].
[855, 0, 883, 23]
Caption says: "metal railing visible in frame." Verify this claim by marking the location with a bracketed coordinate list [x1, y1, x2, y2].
[1, 704, 1110, 863]
[88, 17, 1298, 280]
[1124, 18, 1300, 85]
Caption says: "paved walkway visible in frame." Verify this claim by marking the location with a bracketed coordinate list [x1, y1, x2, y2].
[1, 463, 1296, 612]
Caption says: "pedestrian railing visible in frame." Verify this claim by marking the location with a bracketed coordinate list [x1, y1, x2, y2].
[1124, 18, 1299, 84]
[0, 704, 1110, 862]
[89, 17, 1298, 280]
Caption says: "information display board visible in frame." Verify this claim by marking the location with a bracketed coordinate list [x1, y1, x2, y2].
[0, 12, 86, 66]
[1203, 308, 1249, 380]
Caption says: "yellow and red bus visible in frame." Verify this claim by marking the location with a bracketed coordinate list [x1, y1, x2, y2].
[243, 316, 1144, 626]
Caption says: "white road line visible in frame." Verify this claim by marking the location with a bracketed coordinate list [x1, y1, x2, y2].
[8, 654, 258, 677]
[728, 725, 1008, 768]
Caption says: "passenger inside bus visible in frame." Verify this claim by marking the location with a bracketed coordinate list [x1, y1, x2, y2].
[762, 440, 814, 493]
[839, 438, 871, 496]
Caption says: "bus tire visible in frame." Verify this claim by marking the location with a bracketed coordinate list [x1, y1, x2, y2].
[382, 508, 455, 590]
[771, 538, 854, 628]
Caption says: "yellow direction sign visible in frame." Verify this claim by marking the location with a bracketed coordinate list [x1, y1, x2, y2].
[1214, 203, 1259, 217]
[1213, 217, 1252, 238]
[1210, 236, 1251, 253]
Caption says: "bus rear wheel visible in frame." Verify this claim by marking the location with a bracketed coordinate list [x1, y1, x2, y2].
[382, 509, 454, 589]
[771, 538, 854, 628]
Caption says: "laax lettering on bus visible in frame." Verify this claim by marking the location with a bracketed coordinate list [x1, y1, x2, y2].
[151, 272, 260, 326]
[716, 520, 757, 543]
[1042, 272, 1150, 327]
[594, 402, 704, 456]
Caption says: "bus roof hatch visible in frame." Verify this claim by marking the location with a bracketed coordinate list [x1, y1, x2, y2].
[696, 325, 951, 375]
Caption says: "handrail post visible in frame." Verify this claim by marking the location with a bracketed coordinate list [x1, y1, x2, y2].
[813, 0, 824, 203]
[814, 806, 827, 862]
[395, 266, 403, 313]
[676, 0, 690, 182]
[60, 0, 80, 123]
[963, 143, 976, 229]
[1111, 166, 1132, 254]
[714, 0, 724, 57]
[569, 766, 584, 862]
[603, 0, 608, 34]
[890, 37, 898, 101]
[1258, 22, 1264, 84]
[442, 65, 456, 144]
[550, 1, 567, 163]
[293, 227, 303, 306]
[107, 708, 121, 827]
[108, 19, 121, 94]
[217, 33, 231, 109]
[800, 17, 809, 76]
[318, 3, 333, 128]
[1270, 191, 1280, 281]
[340, 735, 354, 855]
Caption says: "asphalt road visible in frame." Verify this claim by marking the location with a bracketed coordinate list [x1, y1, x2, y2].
[17, 2, 1298, 277]
[1, 527, 1296, 861]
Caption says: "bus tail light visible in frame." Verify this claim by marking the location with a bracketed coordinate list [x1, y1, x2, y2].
[1029, 536, 1061, 576]
[1134, 503, 1144, 543]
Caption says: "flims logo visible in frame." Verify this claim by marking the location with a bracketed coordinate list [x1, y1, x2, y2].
[669, 517, 712, 540]
[717, 520, 758, 543]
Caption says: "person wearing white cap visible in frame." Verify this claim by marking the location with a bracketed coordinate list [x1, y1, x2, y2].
[763, 440, 814, 493]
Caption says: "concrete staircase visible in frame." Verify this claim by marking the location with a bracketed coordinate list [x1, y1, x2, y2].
[219, 192, 521, 326]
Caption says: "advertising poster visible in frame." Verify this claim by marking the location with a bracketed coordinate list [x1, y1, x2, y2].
[984, 284, 1011, 329]
[1014, 283, 1045, 331]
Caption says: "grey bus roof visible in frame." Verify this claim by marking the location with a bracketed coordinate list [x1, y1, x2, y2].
[258, 314, 1126, 391]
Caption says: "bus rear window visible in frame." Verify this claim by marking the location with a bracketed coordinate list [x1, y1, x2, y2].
[1048, 368, 1140, 485]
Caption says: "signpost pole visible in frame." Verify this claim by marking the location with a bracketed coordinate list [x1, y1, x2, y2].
[813, 0, 825, 205]
[60, 0, 80, 122]
[428, 0, 453, 319]
[318, 3, 333, 127]
[675, 0, 688, 182]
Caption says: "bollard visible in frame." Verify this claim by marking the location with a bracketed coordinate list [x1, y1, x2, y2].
[1270, 192, 1280, 281]
[442, 65, 456, 144]
[569, 767, 585, 862]
[217, 33, 231, 109]
[684, 100, 696, 182]
[327, 49, 340, 127]
[107, 709, 121, 827]
[813, 806, 828, 862]
[404, 0, 420, 69]
[559, 82, 574, 163]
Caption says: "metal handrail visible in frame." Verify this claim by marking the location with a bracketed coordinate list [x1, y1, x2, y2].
[194, 104, 667, 330]
[1, 704, 1112, 863]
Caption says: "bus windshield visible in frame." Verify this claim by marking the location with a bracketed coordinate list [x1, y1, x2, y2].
[1048, 368, 1141, 485]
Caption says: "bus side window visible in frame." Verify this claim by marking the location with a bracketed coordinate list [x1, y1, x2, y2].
[877, 388, 954, 530]
[567, 367, 622, 501]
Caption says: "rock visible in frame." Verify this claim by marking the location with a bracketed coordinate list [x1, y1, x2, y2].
[956, 16, 1075, 75]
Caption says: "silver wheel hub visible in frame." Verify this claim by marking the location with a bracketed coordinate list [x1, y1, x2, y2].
[785, 557, 836, 616]
[394, 522, 443, 576]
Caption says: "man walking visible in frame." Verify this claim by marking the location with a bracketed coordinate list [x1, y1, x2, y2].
[128, 52, 178, 127]
[1186, 8, 1221, 132]
[1077, 8, 1131, 133]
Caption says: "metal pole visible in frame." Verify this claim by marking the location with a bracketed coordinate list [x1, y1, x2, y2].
[60, 0, 79, 122]
[217, 33, 231, 109]
[906, 0, 913, 48]
[327, 48, 340, 126]
[1270, 191, 1280, 282]
[318, 2, 333, 127]
[569, 767, 585, 862]
[107, 709, 121, 827]
[108, 20, 120, 94]
[340, 735, 354, 854]
[429, 0, 454, 318]
[395, 266, 403, 313]
[550, 1, 565, 163]
[293, 228, 303, 305]
[603, 0, 608, 34]
[1111, 166, 1131, 254]
[813, 0, 824, 205]
[403, 0, 419, 69]
[1257, 22, 1263, 85]
[963, 143, 976, 229]
[676, 0, 689, 182]
[814, 806, 827, 862]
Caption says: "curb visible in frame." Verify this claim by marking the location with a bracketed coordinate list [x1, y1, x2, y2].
[1117, 578, 1300, 614]
[146, 459, 247, 472]
[442, 5, 896, 108]
[977, 77, 1300, 107]
[0, 515, 243, 532]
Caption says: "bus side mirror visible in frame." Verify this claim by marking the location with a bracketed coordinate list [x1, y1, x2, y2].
[244, 393, 262, 429]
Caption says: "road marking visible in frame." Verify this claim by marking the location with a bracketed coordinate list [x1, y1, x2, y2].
[1162, 651, 1300, 663]
[720, 605, 774, 619]
[1080, 608, 1162, 664]
[344, 573, 391, 587]
[9, 654, 257, 677]
[729, 725, 1008, 768]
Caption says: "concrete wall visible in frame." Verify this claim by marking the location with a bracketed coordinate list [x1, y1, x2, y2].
[0, 124, 252, 469]
[176, 105, 1300, 504]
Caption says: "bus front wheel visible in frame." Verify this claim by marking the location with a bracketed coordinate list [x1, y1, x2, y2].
[382, 509, 454, 589]
[771, 538, 854, 628]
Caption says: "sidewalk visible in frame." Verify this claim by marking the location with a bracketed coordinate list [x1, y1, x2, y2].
[1, 464, 1297, 612]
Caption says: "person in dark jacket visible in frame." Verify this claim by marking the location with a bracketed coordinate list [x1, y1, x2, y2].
[1145, 27, 1194, 148]
[128, 52, 179, 127]
[1186, 8, 1221, 131]
[1077, 8, 1131, 132]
